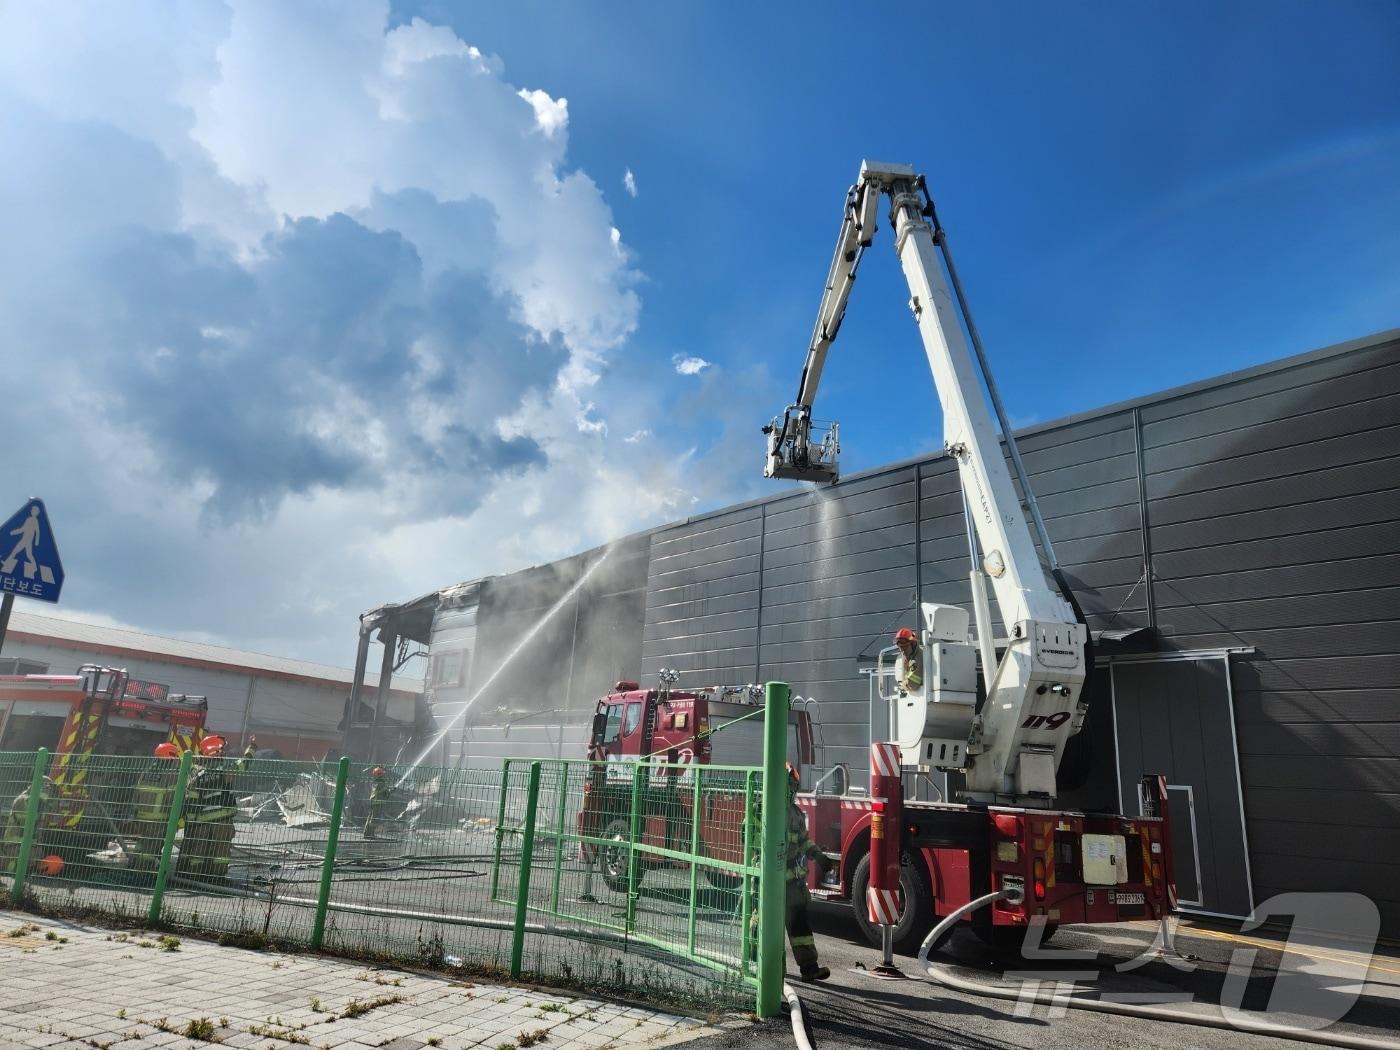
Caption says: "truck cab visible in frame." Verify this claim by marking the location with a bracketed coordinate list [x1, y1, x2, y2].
[587, 680, 814, 770]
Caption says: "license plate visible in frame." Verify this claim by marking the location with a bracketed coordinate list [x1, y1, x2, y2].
[1115, 891, 1145, 905]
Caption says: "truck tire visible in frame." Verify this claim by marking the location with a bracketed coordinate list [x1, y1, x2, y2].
[599, 816, 642, 894]
[852, 852, 935, 954]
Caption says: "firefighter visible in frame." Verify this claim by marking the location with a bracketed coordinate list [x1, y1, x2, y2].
[129, 742, 182, 870]
[0, 776, 52, 873]
[750, 764, 831, 982]
[781, 763, 830, 981]
[179, 736, 237, 879]
[894, 626, 923, 695]
[238, 736, 258, 768]
[364, 766, 390, 840]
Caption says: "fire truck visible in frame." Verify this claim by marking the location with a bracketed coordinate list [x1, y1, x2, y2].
[0, 665, 209, 857]
[579, 675, 818, 892]
[582, 161, 1176, 954]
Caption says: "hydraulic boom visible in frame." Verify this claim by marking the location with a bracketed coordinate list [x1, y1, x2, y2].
[764, 161, 1089, 805]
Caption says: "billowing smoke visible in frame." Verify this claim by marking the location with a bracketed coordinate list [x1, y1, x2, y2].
[0, 2, 723, 659]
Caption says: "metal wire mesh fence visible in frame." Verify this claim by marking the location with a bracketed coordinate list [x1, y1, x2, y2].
[0, 747, 777, 1014]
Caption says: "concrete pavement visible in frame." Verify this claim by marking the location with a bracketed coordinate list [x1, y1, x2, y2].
[0, 909, 716, 1050]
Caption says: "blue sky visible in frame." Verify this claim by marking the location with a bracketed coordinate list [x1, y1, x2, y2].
[0, 2, 1395, 663]
[415, 1, 1400, 470]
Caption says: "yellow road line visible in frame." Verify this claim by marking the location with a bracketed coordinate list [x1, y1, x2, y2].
[1186, 926, 1400, 977]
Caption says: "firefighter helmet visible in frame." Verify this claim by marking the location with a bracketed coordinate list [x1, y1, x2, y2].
[371, 766, 385, 778]
[153, 742, 181, 760]
[198, 735, 227, 756]
[894, 627, 917, 647]
[36, 854, 64, 877]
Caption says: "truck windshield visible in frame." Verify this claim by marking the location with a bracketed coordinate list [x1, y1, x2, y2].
[602, 704, 624, 744]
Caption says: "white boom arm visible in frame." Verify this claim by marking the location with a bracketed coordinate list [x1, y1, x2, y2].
[766, 161, 1089, 804]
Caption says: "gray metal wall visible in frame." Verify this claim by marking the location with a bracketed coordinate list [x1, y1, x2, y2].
[637, 330, 1400, 933]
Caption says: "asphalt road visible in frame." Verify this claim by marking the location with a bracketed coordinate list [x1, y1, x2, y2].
[688, 899, 1400, 1050]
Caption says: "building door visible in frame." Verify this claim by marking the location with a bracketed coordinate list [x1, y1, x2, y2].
[1111, 656, 1254, 918]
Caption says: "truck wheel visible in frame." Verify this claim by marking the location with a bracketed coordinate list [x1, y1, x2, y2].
[599, 816, 642, 894]
[852, 852, 934, 954]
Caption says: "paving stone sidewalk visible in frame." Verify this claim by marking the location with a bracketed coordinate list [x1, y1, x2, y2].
[0, 910, 716, 1050]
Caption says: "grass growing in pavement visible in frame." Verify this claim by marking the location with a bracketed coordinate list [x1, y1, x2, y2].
[182, 1017, 217, 1041]
[340, 993, 406, 1019]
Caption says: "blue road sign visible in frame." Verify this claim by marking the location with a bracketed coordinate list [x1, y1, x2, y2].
[0, 498, 64, 604]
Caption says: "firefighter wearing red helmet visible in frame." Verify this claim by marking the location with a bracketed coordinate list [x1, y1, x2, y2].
[180, 735, 237, 879]
[129, 742, 183, 870]
[893, 626, 923, 696]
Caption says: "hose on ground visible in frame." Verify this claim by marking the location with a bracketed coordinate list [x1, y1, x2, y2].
[782, 981, 816, 1050]
[916, 893, 1400, 1050]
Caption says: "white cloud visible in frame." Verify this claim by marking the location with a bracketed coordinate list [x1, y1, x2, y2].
[623, 428, 651, 443]
[516, 87, 568, 138]
[672, 354, 712, 376]
[623, 167, 637, 198]
[0, 1, 709, 664]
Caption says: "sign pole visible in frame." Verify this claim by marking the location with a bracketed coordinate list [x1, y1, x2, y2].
[0, 592, 13, 657]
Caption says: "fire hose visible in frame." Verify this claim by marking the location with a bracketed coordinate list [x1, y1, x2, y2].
[782, 982, 815, 1050]
[916, 891, 1400, 1050]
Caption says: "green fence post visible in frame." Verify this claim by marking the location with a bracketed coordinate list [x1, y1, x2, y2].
[490, 759, 511, 901]
[740, 768, 756, 977]
[687, 767, 702, 954]
[756, 681, 790, 1019]
[10, 748, 49, 903]
[625, 760, 645, 934]
[310, 756, 350, 950]
[509, 761, 542, 979]
[550, 763, 569, 914]
[147, 750, 192, 923]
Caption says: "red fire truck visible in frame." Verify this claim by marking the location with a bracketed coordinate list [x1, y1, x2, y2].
[0, 665, 209, 851]
[578, 677, 816, 893]
[579, 161, 1178, 953]
[579, 673, 1173, 951]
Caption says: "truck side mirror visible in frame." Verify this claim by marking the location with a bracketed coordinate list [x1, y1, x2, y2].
[591, 711, 607, 741]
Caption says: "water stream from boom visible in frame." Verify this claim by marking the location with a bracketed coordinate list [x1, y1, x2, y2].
[396, 544, 615, 785]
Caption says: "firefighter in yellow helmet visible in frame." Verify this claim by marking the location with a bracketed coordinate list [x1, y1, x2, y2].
[179, 736, 237, 879]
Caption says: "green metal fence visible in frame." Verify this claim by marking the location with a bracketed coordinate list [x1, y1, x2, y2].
[0, 680, 795, 1017]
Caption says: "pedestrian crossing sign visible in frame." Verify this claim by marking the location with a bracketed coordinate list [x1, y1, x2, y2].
[0, 497, 64, 603]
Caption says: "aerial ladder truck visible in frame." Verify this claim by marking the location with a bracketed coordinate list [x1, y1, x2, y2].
[762, 161, 1175, 949]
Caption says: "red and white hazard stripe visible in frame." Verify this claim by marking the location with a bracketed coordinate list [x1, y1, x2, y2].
[867, 886, 901, 926]
[870, 741, 901, 778]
